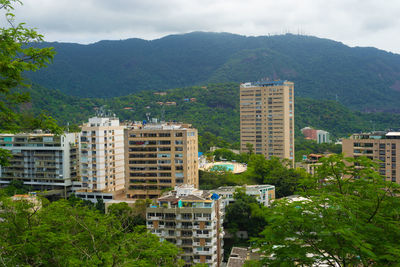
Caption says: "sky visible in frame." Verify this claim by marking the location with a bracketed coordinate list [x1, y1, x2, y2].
[4, 0, 400, 54]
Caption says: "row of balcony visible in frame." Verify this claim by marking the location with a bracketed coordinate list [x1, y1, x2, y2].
[147, 223, 215, 230]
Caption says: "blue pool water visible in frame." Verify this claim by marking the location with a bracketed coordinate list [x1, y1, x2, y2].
[211, 164, 234, 172]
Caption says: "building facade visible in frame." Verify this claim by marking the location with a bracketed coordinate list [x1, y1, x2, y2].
[76, 117, 125, 196]
[342, 132, 400, 183]
[212, 184, 275, 209]
[125, 122, 198, 199]
[240, 80, 294, 166]
[146, 185, 223, 266]
[0, 132, 80, 192]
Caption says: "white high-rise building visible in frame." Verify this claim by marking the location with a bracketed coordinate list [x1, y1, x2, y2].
[76, 116, 125, 199]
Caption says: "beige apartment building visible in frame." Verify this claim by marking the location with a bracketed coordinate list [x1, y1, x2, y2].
[125, 122, 198, 199]
[342, 132, 400, 183]
[0, 132, 80, 193]
[240, 80, 294, 166]
[75, 116, 125, 199]
[146, 184, 224, 266]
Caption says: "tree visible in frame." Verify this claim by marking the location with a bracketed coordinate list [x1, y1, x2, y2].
[254, 154, 400, 266]
[224, 187, 267, 238]
[0, 197, 183, 266]
[0, 0, 59, 165]
[247, 155, 305, 197]
[107, 201, 147, 232]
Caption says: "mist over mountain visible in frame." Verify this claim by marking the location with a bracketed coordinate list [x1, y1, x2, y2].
[28, 32, 400, 112]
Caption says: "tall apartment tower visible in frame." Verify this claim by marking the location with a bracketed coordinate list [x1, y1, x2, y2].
[342, 132, 400, 183]
[0, 132, 80, 193]
[78, 116, 125, 194]
[146, 184, 224, 266]
[240, 80, 294, 166]
[125, 122, 198, 199]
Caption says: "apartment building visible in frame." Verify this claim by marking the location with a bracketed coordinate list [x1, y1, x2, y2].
[75, 116, 125, 199]
[0, 132, 80, 193]
[342, 131, 400, 183]
[212, 184, 275, 209]
[125, 122, 198, 199]
[240, 80, 294, 166]
[146, 185, 223, 266]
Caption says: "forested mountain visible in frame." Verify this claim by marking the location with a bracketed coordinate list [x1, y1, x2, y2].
[25, 83, 400, 145]
[28, 32, 400, 112]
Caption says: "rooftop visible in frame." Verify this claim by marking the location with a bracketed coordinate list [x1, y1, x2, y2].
[149, 184, 218, 208]
[227, 247, 248, 267]
[350, 131, 400, 140]
[241, 80, 292, 88]
[126, 122, 194, 131]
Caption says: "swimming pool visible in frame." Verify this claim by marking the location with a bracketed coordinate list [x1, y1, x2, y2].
[211, 164, 234, 172]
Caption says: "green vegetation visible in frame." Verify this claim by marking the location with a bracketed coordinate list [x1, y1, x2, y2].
[27, 32, 400, 112]
[223, 188, 268, 261]
[0, 192, 183, 266]
[224, 188, 267, 238]
[254, 155, 400, 266]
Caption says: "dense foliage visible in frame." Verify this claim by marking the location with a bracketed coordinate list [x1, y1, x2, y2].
[0, 193, 183, 266]
[254, 155, 400, 266]
[224, 188, 267, 238]
[27, 32, 400, 112]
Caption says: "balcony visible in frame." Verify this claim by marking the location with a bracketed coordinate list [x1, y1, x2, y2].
[194, 247, 216, 255]
[147, 216, 163, 220]
[193, 231, 214, 238]
[193, 224, 213, 230]
[193, 241, 213, 247]
[194, 216, 211, 221]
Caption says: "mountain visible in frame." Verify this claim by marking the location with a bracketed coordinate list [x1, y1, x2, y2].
[28, 32, 400, 112]
[25, 83, 400, 145]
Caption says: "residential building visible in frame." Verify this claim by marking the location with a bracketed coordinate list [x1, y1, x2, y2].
[212, 185, 275, 209]
[75, 116, 125, 200]
[240, 80, 294, 166]
[295, 153, 325, 176]
[301, 127, 330, 144]
[0, 132, 80, 194]
[146, 184, 224, 266]
[342, 131, 400, 183]
[125, 122, 198, 199]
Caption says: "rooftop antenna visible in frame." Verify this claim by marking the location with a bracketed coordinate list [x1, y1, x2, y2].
[146, 112, 151, 122]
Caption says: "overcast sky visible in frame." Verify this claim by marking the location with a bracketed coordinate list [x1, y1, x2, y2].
[5, 0, 400, 54]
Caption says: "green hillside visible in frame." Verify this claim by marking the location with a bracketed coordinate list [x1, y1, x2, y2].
[26, 83, 400, 146]
[28, 32, 400, 112]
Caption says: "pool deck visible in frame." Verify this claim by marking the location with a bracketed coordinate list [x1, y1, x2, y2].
[199, 161, 247, 174]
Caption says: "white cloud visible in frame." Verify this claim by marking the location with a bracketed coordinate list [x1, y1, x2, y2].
[4, 0, 400, 53]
